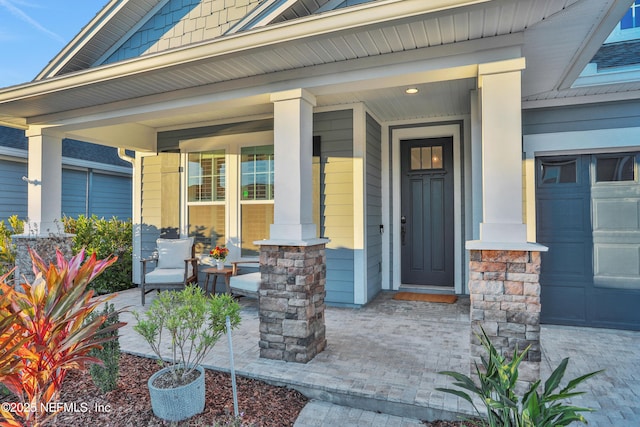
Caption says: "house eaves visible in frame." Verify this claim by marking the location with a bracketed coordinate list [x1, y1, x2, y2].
[0, 0, 621, 125]
[36, 0, 167, 81]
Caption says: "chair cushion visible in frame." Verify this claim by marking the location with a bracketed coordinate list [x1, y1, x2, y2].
[230, 272, 261, 293]
[145, 268, 186, 284]
[156, 237, 193, 269]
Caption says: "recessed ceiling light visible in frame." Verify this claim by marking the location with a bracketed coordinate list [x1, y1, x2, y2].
[405, 88, 419, 94]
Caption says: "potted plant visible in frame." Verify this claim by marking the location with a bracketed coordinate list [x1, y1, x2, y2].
[133, 285, 241, 422]
[210, 245, 229, 269]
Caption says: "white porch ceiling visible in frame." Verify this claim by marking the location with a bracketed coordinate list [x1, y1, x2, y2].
[0, 0, 632, 132]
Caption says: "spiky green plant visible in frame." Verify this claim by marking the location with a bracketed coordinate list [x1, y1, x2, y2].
[437, 328, 602, 427]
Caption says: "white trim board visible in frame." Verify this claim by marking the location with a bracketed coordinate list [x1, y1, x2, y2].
[391, 124, 463, 294]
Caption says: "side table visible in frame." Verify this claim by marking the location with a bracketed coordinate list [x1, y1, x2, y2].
[203, 267, 234, 295]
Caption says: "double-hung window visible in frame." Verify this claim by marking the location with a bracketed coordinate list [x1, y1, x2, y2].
[185, 132, 274, 259]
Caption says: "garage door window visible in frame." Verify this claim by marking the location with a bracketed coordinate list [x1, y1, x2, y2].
[596, 155, 635, 182]
[540, 159, 577, 184]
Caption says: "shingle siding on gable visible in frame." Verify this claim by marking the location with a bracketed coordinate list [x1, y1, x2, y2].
[104, 0, 261, 64]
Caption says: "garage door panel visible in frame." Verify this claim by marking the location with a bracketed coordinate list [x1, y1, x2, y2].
[593, 199, 640, 230]
[540, 242, 589, 277]
[587, 290, 640, 328]
[537, 153, 640, 330]
[537, 197, 589, 233]
[594, 244, 640, 278]
[541, 286, 585, 324]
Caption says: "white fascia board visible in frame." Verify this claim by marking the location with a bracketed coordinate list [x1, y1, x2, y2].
[557, 0, 636, 90]
[0, 0, 491, 106]
[37, 0, 140, 80]
[93, 0, 172, 68]
[522, 89, 640, 109]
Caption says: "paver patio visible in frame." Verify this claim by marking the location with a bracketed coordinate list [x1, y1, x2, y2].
[110, 288, 639, 426]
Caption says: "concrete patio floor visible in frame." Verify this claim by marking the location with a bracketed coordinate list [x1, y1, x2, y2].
[109, 288, 639, 426]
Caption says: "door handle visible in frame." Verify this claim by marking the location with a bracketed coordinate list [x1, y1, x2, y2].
[401, 215, 406, 245]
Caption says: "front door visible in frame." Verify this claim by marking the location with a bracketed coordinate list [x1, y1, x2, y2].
[400, 137, 454, 286]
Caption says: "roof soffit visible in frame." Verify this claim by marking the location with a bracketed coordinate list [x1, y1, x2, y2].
[0, 0, 626, 123]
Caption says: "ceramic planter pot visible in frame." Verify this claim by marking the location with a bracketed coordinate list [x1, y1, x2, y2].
[148, 365, 205, 422]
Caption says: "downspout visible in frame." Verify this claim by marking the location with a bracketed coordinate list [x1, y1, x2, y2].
[118, 148, 135, 164]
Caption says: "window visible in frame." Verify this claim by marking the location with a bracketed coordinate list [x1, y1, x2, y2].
[184, 136, 275, 259]
[621, 1, 640, 30]
[187, 151, 226, 254]
[596, 155, 635, 182]
[410, 145, 443, 170]
[240, 146, 274, 256]
[540, 159, 577, 184]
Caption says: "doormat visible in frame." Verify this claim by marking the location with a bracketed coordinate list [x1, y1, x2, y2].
[392, 292, 458, 304]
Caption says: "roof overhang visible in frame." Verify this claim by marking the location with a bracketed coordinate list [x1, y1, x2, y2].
[0, 0, 631, 132]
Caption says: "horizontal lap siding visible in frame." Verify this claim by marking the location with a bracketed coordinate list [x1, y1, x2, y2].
[62, 169, 88, 218]
[90, 173, 132, 220]
[141, 156, 162, 258]
[315, 110, 355, 305]
[0, 160, 27, 221]
[366, 113, 382, 302]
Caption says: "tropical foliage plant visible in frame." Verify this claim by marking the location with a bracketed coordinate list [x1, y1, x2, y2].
[437, 328, 602, 427]
[0, 249, 124, 427]
[134, 285, 241, 387]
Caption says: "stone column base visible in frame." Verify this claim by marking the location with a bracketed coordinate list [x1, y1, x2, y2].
[469, 249, 541, 386]
[13, 234, 74, 284]
[258, 243, 327, 363]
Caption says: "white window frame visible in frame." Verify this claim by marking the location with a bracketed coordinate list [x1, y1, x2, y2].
[180, 131, 274, 261]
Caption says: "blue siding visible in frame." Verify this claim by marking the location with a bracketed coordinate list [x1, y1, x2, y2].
[90, 173, 132, 220]
[0, 159, 27, 221]
[366, 113, 382, 302]
[523, 99, 640, 134]
[62, 169, 132, 220]
[62, 169, 88, 218]
[315, 110, 355, 305]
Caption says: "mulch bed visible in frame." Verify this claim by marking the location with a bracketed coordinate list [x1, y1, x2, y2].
[1, 353, 485, 426]
[45, 353, 307, 426]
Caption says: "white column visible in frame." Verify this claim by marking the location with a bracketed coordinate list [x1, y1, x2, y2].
[25, 129, 63, 236]
[268, 89, 319, 243]
[475, 58, 528, 245]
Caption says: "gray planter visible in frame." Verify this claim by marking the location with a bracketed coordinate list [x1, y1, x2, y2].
[148, 365, 205, 422]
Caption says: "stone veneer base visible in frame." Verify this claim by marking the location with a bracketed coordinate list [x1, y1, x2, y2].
[258, 243, 327, 363]
[468, 249, 542, 385]
[13, 234, 74, 284]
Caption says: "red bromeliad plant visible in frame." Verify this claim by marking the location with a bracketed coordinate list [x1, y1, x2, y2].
[0, 248, 124, 427]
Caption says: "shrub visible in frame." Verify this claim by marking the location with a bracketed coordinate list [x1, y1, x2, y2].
[0, 215, 23, 276]
[0, 249, 124, 427]
[134, 285, 241, 387]
[62, 215, 133, 294]
[85, 302, 121, 393]
[437, 328, 602, 427]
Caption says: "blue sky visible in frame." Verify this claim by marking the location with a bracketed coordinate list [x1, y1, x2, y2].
[0, 0, 107, 88]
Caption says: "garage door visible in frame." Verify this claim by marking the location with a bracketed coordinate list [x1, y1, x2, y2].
[536, 153, 640, 330]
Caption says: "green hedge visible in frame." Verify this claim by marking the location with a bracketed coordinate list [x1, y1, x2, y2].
[62, 215, 133, 294]
[0, 215, 23, 276]
[0, 215, 133, 294]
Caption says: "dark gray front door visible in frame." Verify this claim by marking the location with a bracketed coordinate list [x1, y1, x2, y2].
[400, 138, 454, 286]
